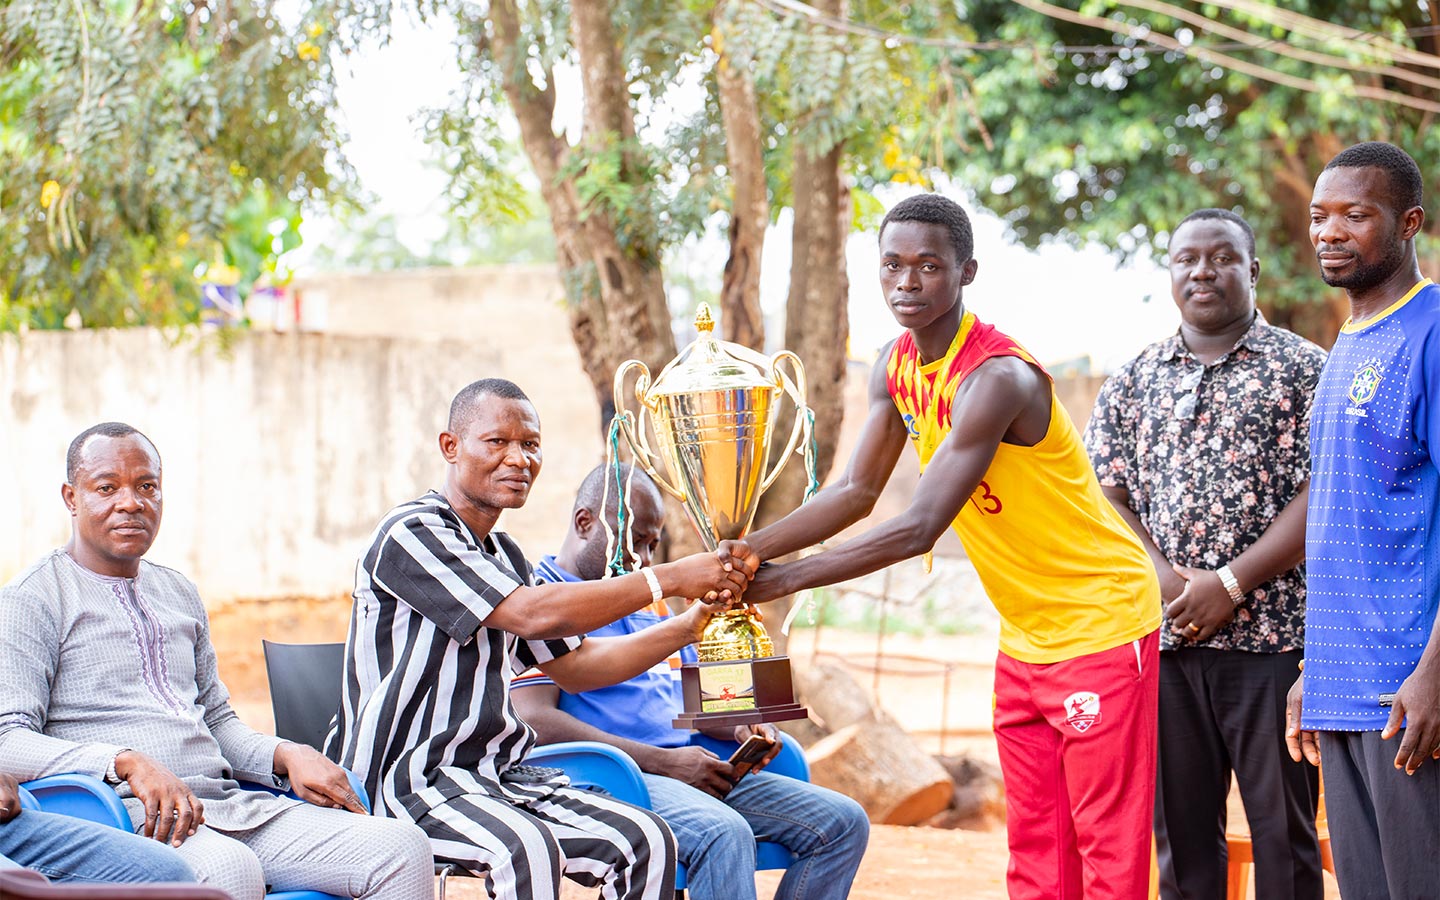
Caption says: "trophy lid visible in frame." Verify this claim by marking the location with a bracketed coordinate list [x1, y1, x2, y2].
[646, 303, 779, 396]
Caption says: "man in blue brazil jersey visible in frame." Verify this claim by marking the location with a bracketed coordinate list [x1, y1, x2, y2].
[1286, 141, 1440, 899]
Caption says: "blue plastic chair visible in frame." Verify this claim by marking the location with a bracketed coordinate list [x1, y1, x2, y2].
[532, 732, 810, 894]
[19, 773, 355, 900]
[527, 741, 649, 807]
[15, 784, 38, 812]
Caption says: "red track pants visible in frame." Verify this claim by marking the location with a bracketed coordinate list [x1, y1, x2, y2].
[993, 629, 1159, 900]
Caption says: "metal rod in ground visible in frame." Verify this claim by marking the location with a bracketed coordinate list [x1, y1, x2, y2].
[940, 664, 953, 756]
[873, 567, 890, 700]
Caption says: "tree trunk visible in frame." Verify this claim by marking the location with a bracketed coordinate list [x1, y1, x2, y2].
[713, 1, 767, 353]
[750, 0, 852, 647]
[1257, 134, 1349, 347]
[488, 0, 676, 423]
[755, 137, 850, 529]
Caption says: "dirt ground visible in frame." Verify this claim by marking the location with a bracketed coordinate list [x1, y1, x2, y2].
[212, 598, 1339, 900]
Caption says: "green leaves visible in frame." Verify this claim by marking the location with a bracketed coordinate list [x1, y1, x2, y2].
[0, 0, 350, 330]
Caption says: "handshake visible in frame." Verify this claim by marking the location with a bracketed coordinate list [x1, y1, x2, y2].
[659, 539, 768, 608]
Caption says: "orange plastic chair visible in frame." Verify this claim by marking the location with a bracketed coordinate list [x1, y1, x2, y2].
[1148, 835, 1161, 899]
[1224, 769, 1332, 900]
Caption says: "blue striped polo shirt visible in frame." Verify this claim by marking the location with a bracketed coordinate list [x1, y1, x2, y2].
[1304, 278, 1440, 730]
[512, 556, 697, 748]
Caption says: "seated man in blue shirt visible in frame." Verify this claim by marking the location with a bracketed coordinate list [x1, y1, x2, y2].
[1, 770, 195, 883]
[512, 464, 869, 900]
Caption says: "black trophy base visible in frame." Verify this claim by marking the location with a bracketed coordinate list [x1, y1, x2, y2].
[672, 656, 810, 729]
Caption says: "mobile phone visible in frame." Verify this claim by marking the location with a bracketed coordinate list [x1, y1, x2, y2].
[728, 734, 775, 780]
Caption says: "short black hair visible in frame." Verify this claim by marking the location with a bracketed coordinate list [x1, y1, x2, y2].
[66, 422, 160, 483]
[447, 378, 532, 434]
[1173, 208, 1256, 258]
[1323, 141, 1424, 213]
[574, 462, 660, 517]
[879, 194, 974, 265]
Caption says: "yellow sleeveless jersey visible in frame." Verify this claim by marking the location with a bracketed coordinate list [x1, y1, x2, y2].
[886, 311, 1159, 663]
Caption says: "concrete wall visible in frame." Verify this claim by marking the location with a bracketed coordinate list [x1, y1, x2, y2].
[1, 262, 1110, 601]
[0, 266, 601, 599]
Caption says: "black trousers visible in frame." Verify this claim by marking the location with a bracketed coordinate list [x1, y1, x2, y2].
[1154, 648, 1323, 900]
[1319, 729, 1440, 900]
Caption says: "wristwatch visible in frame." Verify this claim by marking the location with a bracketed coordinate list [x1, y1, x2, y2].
[104, 750, 127, 785]
[1216, 565, 1245, 606]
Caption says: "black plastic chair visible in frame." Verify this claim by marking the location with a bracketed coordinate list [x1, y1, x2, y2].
[261, 641, 347, 754]
[263, 641, 472, 899]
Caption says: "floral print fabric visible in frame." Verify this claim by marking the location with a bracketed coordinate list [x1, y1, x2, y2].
[1084, 316, 1326, 653]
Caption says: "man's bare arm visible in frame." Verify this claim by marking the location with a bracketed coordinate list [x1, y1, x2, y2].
[535, 603, 712, 694]
[1382, 592, 1440, 773]
[483, 547, 755, 640]
[513, 684, 738, 797]
[1169, 483, 1310, 642]
[0, 773, 20, 822]
[1101, 485, 1188, 603]
[745, 353, 909, 561]
[745, 358, 1038, 603]
[1217, 482, 1309, 591]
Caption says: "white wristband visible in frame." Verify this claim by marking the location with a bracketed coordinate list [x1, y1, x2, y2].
[1217, 564, 1244, 606]
[640, 566, 663, 602]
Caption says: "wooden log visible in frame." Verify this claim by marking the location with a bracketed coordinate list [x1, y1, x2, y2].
[806, 717, 955, 826]
[793, 659, 877, 733]
[925, 754, 1007, 831]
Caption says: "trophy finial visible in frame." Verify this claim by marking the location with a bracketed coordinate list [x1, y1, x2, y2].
[694, 302, 715, 334]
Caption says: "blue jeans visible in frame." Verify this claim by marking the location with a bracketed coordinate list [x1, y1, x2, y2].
[642, 771, 868, 900]
[0, 809, 195, 883]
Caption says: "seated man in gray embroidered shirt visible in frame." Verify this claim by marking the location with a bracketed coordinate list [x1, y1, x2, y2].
[0, 422, 435, 900]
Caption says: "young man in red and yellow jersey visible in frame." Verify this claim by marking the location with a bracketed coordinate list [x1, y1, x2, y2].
[744, 194, 1161, 899]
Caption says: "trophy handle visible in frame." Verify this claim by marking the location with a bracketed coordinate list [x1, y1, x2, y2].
[759, 350, 809, 494]
[612, 359, 689, 502]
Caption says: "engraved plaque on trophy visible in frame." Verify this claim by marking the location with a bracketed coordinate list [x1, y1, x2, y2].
[613, 304, 811, 728]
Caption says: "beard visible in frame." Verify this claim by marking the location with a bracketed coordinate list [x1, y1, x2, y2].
[1318, 236, 1409, 292]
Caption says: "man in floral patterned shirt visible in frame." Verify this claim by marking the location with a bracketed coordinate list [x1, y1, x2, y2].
[1084, 208, 1327, 900]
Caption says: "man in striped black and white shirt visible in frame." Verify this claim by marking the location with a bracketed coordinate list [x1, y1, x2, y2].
[327, 378, 758, 900]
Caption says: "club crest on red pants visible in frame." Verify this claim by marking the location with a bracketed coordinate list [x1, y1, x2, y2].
[1064, 691, 1101, 732]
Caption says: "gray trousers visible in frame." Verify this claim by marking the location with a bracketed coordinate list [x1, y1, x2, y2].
[1319, 730, 1440, 900]
[166, 803, 434, 900]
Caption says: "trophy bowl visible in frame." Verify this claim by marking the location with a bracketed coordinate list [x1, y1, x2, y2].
[613, 303, 810, 728]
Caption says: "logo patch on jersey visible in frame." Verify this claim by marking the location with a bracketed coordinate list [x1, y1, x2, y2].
[1063, 691, 1101, 733]
[901, 412, 919, 441]
[1348, 363, 1382, 407]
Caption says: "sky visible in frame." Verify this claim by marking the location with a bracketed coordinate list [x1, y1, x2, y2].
[303, 12, 1181, 374]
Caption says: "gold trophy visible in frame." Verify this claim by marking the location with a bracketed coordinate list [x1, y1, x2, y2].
[613, 303, 811, 728]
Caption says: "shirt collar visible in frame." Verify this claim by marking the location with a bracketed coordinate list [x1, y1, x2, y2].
[536, 554, 583, 583]
[1160, 310, 1270, 362]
